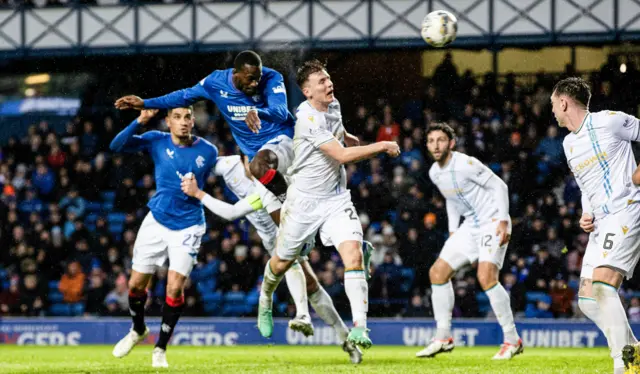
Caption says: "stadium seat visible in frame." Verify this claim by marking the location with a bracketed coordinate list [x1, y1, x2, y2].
[107, 212, 126, 224]
[223, 291, 246, 305]
[109, 223, 124, 234]
[2, 280, 9, 290]
[48, 280, 59, 290]
[246, 290, 259, 307]
[526, 292, 550, 304]
[100, 191, 116, 203]
[0, 268, 7, 280]
[102, 202, 114, 212]
[48, 291, 64, 303]
[70, 303, 85, 316]
[399, 267, 415, 294]
[85, 213, 98, 224]
[49, 303, 71, 316]
[86, 201, 102, 213]
[476, 292, 491, 316]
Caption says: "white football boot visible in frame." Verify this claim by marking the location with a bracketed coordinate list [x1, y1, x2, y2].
[112, 327, 149, 358]
[416, 337, 455, 358]
[152, 347, 169, 368]
[492, 339, 524, 360]
[342, 340, 363, 364]
[288, 314, 314, 337]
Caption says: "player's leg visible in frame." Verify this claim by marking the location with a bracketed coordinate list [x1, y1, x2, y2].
[591, 207, 640, 373]
[476, 219, 522, 360]
[477, 262, 522, 359]
[416, 225, 475, 358]
[301, 258, 363, 364]
[250, 135, 293, 203]
[319, 201, 371, 349]
[113, 213, 166, 358]
[258, 252, 297, 338]
[285, 258, 313, 337]
[577, 239, 606, 335]
[151, 224, 205, 368]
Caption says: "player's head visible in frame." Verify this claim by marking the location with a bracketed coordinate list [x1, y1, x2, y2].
[426, 123, 456, 162]
[232, 50, 263, 96]
[166, 107, 194, 141]
[296, 59, 334, 105]
[551, 77, 591, 127]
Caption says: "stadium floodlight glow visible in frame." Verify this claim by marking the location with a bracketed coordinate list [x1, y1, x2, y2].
[25, 74, 50, 85]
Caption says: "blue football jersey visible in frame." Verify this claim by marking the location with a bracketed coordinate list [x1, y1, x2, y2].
[143, 67, 295, 159]
[110, 119, 218, 230]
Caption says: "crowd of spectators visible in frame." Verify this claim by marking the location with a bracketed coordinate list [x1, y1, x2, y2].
[2, 53, 640, 323]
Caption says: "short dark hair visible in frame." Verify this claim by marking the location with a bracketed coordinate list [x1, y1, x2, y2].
[234, 50, 262, 71]
[167, 106, 194, 115]
[426, 123, 455, 140]
[296, 59, 327, 88]
[553, 77, 591, 108]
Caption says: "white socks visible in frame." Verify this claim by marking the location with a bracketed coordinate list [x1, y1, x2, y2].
[593, 281, 637, 370]
[485, 283, 520, 345]
[344, 270, 368, 328]
[579, 296, 605, 333]
[431, 281, 454, 340]
[309, 287, 349, 342]
[284, 261, 310, 318]
[259, 260, 285, 310]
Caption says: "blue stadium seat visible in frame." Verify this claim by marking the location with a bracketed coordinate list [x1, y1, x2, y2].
[202, 291, 223, 304]
[109, 223, 124, 234]
[246, 290, 259, 307]
[86, 201, 102, 213]
[2, 280, 9, 290]
[85, 213, 98, 224]
[204, 302, 221, 316]
[399, 267, 415, 294]
[223, 291, 246, 305]
[70, 303, 85, 316]
[48, 280, 59, 290]
[102, 202, 114, 212]
[49, 303, 71, 316]
[196, 280, 217, 295]
[101, 191, 116, 203]
[48, 291, 64, 303]
[526, 292, 550, 304]
[0, 268, 8, 280]
[476, 292, 491, 315]
[107, 212, 126, 224]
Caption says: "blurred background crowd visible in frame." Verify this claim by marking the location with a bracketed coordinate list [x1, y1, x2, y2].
[2, 53, 640, 324]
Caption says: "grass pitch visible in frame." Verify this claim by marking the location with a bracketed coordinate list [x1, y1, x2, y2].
[0, 345, 611, 373]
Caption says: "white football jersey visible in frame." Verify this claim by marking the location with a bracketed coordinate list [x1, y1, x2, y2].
[289, 99, 347, 196]
[214, 156, 279, 250]
[428, 151, 502, 228]
[563, 110, 640, 219]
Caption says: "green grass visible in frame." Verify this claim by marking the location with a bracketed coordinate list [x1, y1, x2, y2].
[0, 345, 612, 374]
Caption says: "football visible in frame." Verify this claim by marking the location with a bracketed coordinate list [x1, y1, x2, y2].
[421, 10, 458, 47]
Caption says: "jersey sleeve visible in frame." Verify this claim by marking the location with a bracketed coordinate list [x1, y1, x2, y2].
[256, 70, 290, 124]
[465, 156, 494, 186]
[297, 112, 335, 148]
[610, 111, 640, 142]
[143, 73, 216, 109]
[214, 155, 241, 177]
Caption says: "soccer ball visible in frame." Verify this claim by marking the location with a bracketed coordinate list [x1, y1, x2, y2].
[421, 10, 458, 47]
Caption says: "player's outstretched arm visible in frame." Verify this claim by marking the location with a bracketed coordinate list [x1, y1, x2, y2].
[115, 80, 211, 111]
[319, 139, 400, 164]
[109, 109, 159, 153]
[181, 175, 263, 221]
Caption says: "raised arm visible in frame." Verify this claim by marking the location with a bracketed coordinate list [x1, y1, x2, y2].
[181, 174, 263, 221]
[109, 110, 158, 153]
[115, 75, 214, 111]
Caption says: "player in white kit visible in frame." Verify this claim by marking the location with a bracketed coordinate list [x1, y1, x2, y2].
[551, 77, 640, 374]
[417, 123, 523, 360]
[255, 59, 400, 350]
[180, 154, 365, 363]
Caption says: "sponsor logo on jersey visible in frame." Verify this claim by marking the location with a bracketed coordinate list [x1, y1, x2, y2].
[227, 105, 257, 121]
[573, 151, 608, 173]
[272, 83, 286, 94]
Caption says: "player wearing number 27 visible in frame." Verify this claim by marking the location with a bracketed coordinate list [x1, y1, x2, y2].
[552, 77, 640, 374]
[418, 123, 522, 360]
[108, 107, 263, 368]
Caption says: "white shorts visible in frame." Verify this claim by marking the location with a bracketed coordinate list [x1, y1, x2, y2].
[580, 202, 640, 280]
[439, 218, 512, 271]
[131, 212, 206, 277]
[258, 134, 294, 175]
[275, 188, 363, 261]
